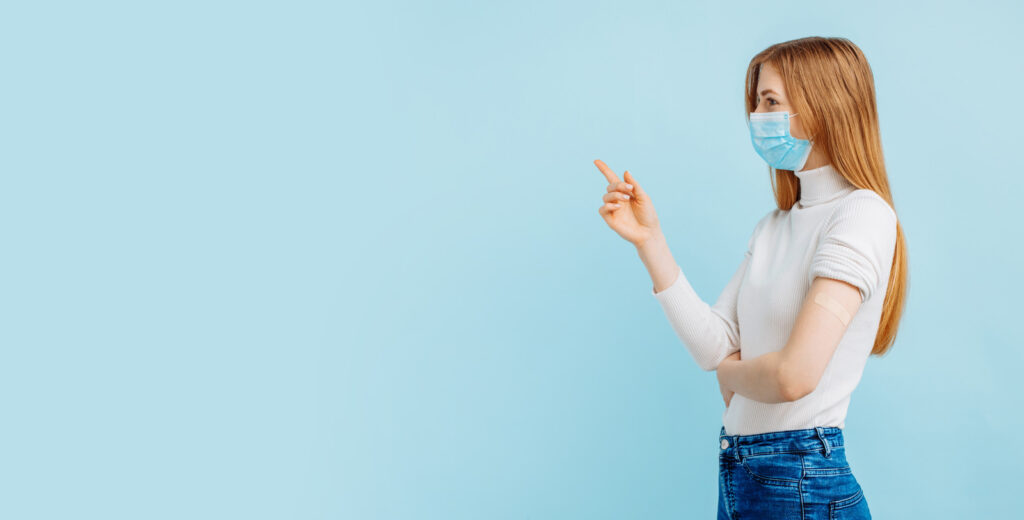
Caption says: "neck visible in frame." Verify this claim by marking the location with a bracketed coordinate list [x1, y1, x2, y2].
[793, 163, 855, 207]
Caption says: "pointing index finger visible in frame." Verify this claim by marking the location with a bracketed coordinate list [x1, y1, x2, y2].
[593, 159, 620, 184]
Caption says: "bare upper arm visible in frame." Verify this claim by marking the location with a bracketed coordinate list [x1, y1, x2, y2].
[777, 276, 863, 401]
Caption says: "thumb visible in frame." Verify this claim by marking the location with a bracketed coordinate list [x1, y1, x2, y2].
[623, 170, 649, 202]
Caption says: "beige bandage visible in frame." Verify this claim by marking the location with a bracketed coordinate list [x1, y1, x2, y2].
[814, 291, 852, 326]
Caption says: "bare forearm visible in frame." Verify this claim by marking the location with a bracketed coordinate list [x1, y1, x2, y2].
[717, 351, 791, 403]
[635, 231, 679, 294]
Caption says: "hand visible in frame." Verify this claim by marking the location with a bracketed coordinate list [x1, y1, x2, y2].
[718, 351, 741, 407]
[593, 159, 661, 247]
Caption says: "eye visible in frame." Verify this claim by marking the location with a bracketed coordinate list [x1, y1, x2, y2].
[768, 98, 778, 106]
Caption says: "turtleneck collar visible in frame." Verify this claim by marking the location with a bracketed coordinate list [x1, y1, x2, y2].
[794, 163, 855, 207]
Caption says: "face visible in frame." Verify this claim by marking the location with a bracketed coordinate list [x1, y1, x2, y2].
[753, 63, 809, 140]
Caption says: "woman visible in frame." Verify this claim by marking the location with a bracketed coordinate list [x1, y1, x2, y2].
[594, 37, 907, 519]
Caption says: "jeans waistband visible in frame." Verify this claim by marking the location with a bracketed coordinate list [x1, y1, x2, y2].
[719, 425, 844, 458]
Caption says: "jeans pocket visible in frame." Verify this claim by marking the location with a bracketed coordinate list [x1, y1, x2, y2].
[829, 486, 871, 519]
[804, 447, 852, 476]
[739, 452, 803, 486]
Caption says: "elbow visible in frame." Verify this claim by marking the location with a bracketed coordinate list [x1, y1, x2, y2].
[701, 348, 738, 372]
[779, 381, 811, 402]
[683, 342, 727, 372]
[776, 364, 813, 402]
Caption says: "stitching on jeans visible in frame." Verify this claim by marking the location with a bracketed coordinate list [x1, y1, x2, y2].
[804, 464, 852, 471]
[739, 458, 802, 487]
[830, 487, 864, 515]
[803, 467, 852, 476]
[722, 455, 735, 519]
[799, 454, 806, 520]
[737, 446, 845, 457]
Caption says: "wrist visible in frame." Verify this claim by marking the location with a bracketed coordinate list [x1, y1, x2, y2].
[717, 355, 737, 383]
[634, 229, 666, 251]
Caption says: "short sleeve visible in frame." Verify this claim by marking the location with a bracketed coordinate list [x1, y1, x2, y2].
[808, 192, 898, 302]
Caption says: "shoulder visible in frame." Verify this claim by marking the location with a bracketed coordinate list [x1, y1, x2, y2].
[746, 207, 782, 251]
[826, 189, 897, 229]
[809, 190, 899, 301]
[754, 207, 784, 231]
[749, 207, 782, 239]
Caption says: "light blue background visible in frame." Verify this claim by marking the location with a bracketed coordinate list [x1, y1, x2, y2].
[2, 1, 1020, 518]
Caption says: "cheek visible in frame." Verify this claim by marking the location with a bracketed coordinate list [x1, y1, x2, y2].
[789, 120, 808, 140]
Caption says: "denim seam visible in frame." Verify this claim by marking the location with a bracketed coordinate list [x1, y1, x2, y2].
[737, 446, 844, 457]
[799, 454, 807, 520]
[830, 487, 865, 515]
[739, 457, 802, 487]
[726, 457, 736, 519]
[816, 427, 825, 457]
[803, 467, 852, 476]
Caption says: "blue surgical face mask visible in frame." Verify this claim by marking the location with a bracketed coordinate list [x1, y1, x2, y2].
[747, 111, 813, 171]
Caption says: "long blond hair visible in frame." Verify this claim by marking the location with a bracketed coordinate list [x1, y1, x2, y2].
[744, 36, 908, 357]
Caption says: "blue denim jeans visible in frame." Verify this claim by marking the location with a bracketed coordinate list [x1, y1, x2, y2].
[718, 425, 871, 519]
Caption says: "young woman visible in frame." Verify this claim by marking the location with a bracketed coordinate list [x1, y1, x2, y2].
[593, 37, 907, 519]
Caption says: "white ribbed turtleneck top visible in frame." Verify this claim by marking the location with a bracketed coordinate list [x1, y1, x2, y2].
[651, 163, 898, 436]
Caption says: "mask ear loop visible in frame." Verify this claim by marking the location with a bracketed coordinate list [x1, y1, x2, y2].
[790, 112, 815, 143]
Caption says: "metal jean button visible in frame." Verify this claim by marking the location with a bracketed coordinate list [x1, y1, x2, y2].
[721, 438, 729, 449]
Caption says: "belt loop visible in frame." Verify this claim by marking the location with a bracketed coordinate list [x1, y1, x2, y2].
[815, 426, 831, 458]
[724, 428, 739, 461]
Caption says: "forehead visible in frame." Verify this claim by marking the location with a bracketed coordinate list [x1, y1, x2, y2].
[756, 64, 785, 96]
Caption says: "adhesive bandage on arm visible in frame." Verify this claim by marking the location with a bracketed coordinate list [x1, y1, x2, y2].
[813, 291, 852, 326]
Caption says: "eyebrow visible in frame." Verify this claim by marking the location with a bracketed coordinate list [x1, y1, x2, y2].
[759, 89, 781, 97]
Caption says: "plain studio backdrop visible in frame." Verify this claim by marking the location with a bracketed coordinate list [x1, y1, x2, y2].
[1, 1, 1020, 518]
